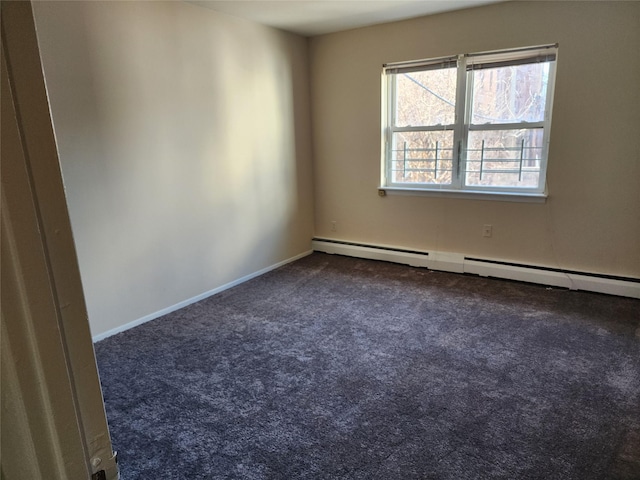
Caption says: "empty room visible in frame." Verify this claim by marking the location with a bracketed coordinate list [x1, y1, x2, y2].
[2, 0, 639, 479]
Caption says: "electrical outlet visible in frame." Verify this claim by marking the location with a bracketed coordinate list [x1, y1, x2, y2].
[331, 221, 337, 232]
[483, 224, 492, 238]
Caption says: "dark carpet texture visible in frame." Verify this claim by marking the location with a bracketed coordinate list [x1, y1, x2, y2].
[95, 253, 640, 480]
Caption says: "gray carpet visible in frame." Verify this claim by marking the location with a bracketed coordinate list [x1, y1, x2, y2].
[94, 252, 640, 479]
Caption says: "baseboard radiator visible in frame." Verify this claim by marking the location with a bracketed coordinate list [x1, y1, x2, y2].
[311, 238, 640, 299]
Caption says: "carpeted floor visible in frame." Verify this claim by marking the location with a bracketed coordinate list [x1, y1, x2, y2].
[94, 253, 640, 479]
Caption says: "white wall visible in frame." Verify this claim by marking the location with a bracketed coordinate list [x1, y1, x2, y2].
[33, 1, 314, 338]
[310, 1, 640, 278]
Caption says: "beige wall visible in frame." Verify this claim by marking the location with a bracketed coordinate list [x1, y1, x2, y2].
[310, 1, 640, 277]
[30, 0, 640, 340]
[33, 1, 314, 337]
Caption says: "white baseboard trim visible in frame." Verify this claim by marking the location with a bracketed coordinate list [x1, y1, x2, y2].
[92, 250, 313, 342]
[312, 239, 640, 299]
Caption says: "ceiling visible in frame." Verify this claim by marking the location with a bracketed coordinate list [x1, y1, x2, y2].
[189, 0, 504, 36]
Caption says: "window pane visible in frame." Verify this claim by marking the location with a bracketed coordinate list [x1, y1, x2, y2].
[470, 62, 550, 124]
[465, 129, 543, 188]
[391, 131, 454, 185]
[395, 68, 456, 127]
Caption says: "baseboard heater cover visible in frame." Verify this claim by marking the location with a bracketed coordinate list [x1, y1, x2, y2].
[311, 238, 430, 268]
[311, 238, 640, 299]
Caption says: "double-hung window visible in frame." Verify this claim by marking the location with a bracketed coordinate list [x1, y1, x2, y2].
[382, 44, 557, 197]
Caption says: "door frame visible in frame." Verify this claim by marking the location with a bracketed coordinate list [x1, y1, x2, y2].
[1, 2, 118, 479]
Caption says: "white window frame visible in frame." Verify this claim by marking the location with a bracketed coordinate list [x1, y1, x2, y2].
[381, 45, 558, 200]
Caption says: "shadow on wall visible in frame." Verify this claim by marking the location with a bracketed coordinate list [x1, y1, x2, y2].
[34, 1, 311, 336]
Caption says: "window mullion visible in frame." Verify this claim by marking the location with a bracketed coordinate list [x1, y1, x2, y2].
[392, 125, 456, 133]
[451, 55, 468, 189]
[469, 122, 545, 131]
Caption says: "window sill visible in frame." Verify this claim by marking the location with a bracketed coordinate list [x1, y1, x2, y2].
[378, 186, 547, 203]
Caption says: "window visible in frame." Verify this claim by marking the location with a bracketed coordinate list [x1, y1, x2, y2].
[382, 45, 557, 198]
